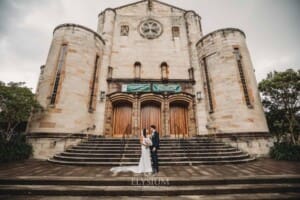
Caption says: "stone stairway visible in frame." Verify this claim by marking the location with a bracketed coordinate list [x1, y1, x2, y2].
[48, 137, 255, 165]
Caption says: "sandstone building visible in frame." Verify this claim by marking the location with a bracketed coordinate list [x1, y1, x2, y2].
[27, 0, 271, 159]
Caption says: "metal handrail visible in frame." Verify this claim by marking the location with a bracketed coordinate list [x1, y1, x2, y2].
[175, 124, 191, 165]
[120, 124, 131, 165]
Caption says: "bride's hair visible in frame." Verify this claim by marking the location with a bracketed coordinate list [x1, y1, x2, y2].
[142, 128, 147, 138]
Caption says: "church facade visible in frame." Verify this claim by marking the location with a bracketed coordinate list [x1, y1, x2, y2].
[27, 0, 270, 158]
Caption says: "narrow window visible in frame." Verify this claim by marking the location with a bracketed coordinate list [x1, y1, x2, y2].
[89, 55, 99, 112]
[50, 44, 67, 105]
[203, 58, 213, 113]
[134, 62, 141, 80]
[160, 62, 169, 81]
[172, 26, 180, 38]
[120, 25, 129, 36]
[107, 66, 113, 80]
[188, 67, 194, 81]
[233, 48, 251, 107]
[39, 65, 45, 81]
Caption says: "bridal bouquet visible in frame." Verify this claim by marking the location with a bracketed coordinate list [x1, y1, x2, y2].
[143, 138, 152, 148]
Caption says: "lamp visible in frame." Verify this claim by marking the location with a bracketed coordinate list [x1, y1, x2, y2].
[100, 91, 105, 102]
[196, 91, 202, 101]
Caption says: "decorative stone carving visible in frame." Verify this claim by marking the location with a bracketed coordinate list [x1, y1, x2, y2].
[139, 19, 163, 39]
[120, 25, 129, 36]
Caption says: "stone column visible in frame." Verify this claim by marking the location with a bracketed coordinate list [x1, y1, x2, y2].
[132, 95, 139, 137]
[163, 94, 169, 137]
[185, 11, 208, 135]
[94, 9, 116, 136]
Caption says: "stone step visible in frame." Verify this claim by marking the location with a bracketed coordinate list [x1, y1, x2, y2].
[48, 157, 256, 165]
[1, 183, 299, 196]
[1, 193, 299, 199]
[60, 151, 244, 158]
[79, 142, 227, 147]
[86, 138, 213, 141]
[71, 145, 230, 150]
[1, 175, 299, 186]
[53, 154, 250, 162]
[66, 147, 239, 154]
[83, 139, 217, 143]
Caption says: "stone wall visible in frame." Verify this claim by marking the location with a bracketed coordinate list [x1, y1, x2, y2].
[97, 1, 200, 81]
[28, 137, 82, 160]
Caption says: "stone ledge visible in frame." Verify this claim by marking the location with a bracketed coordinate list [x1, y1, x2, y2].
[197, 132, 271, 139]
[26, 132, 102, 139]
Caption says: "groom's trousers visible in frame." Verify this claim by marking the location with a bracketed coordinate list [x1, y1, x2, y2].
[151, 150, 159, 172]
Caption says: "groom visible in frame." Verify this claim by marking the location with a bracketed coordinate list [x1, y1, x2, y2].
[150, 125, 160, 174]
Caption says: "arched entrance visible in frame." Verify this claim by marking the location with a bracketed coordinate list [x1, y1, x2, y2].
[169, 101, 188, 137]
[140, 101, 161, 134]
[112, 101, 132, 137]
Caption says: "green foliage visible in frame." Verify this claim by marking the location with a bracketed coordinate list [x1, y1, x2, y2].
[0, 82, 43, 141]
[0, 134, 32, 163]
[258, 69, 300, 144]
[270, 143, 300, 161]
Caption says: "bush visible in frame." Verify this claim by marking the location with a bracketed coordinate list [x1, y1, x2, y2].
[0, 134, 32, 163]
[270, 143, 300, 161]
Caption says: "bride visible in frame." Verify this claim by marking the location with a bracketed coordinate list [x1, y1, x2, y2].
[110, 128, 153, 174]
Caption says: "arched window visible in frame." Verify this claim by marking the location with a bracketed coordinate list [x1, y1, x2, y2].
[134, 62, 141, 80]
[160, 62, 169, 80]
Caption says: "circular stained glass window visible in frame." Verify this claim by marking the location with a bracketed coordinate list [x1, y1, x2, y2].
[139, 19, 163, 39]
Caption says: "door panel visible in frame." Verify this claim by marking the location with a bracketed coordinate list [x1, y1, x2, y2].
[113, 103, 132, 137]
[170, 104, 188, 137]
[141, 102, 161, 134]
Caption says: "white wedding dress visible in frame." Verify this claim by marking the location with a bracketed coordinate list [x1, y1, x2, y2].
[110, 137, 153, 174]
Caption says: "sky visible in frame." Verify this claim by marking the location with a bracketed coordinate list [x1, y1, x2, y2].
[0, 0, 299, 92]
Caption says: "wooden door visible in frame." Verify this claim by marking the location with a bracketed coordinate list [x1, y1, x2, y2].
[141, 102, 161, 134]
[169, 103, 188, 137]
[113, 102, 132, 137]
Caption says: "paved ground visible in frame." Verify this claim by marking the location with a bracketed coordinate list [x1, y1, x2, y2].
[0, 158, 299, 178]
[0, 158, 300, 199]
[1, 193, 300, 200]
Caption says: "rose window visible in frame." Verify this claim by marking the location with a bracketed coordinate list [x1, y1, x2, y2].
[139, 19, 163, 39]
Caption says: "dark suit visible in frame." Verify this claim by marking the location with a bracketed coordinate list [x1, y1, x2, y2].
[150, 131, 160, 173]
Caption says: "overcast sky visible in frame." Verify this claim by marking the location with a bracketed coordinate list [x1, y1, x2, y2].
[0, 0, 299, 91]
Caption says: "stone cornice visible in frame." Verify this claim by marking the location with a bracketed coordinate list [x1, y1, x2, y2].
[107, 78, 195, 84]
[53, 23, 106, 45]
[107, 91, 195, 98]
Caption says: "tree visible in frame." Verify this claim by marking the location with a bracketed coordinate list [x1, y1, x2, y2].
[258, 69, 300, 144]
[0, 82, 42, 141]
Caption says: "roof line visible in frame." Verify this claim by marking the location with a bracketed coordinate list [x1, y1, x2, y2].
[196, 28, 246, 47]
[98, 0, 189, 17]
[53, 23, 105, 45]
